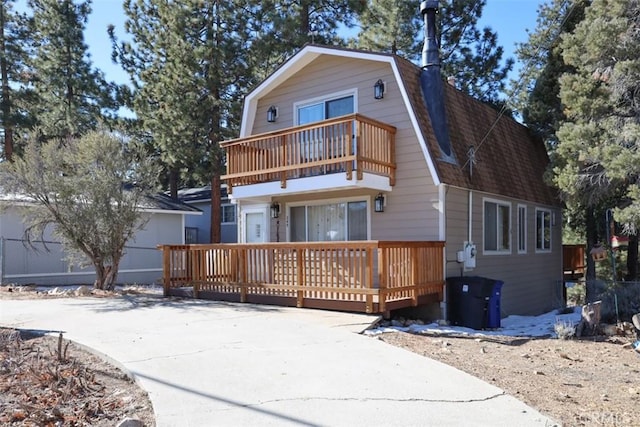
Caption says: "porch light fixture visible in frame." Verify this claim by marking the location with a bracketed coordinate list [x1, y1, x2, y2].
[270, 202, 280, 219]
[374, 193, 385, 213]
[267, 105, 278, 123]
[374, 79, 385, 99]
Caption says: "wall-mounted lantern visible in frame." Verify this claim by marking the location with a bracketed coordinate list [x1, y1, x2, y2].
[374, 79, 385, 100]
[267, 105, 278, 123]
[270, 202, 280, 219]
[374, 193, 385, 213]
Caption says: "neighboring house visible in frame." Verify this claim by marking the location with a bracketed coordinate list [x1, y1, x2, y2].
[0, 193, 201, 285]
[221, 6, 561, 316]
[177, 185, 237, 243]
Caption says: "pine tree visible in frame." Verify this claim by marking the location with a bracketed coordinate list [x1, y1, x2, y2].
[112, 0, 264, 242]
[0, 0, 33, 160]
[357, 0, 513, 103]
[26, 0, 116, 140]
[356, 0, 419, 56]
[249, 0, 363, 82]
[511, 0, 588, 143]
[554, 0, 640, 280]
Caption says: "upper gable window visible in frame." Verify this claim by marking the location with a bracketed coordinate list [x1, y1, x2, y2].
[295, 90, 356, 126]
[535, 208, 552, 252]
[484, 199, 511, 254]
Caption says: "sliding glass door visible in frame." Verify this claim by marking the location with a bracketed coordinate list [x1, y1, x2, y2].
[290, 201, 367, 242]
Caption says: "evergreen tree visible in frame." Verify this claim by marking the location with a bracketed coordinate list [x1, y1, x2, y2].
[0, 0, 33, 160]
[251, 0, 364, 82]
[511, 0, 588, 143]
[112, 0, 262, 242]
[26, 0, 116, 140]
[554, 0, 640, 280]
[357, 0, 513, 103]
[356, 0, 418, 56]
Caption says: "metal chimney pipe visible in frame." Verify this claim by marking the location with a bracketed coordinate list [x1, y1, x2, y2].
[421, 0, 440, 69]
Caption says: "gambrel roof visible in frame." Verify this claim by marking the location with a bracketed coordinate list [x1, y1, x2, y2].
[394, 55, 559, 207]
[241, 45, 559, 207]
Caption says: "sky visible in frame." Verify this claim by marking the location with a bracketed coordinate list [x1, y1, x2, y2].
[79, 0, 545, 86]
[16, 0, 545, 86]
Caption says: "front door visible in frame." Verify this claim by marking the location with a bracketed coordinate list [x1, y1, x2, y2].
[244, 211, 266, 243]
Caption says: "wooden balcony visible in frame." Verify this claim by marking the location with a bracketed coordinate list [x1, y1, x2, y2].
[158, 241, 444, 315]
[221, 114, 396, 193]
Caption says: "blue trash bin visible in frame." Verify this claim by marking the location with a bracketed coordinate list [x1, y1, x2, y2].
[486, 280, 504, 329]
[446, 276, 494, 330]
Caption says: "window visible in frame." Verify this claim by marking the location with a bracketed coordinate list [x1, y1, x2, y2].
[536, 208, 552, 252]
[185, 227, 198, 244]
[484, 199, 511, 253]
[296, 94, 355, 126]
[221, 204, 236, 224]
[517, 205, 527, 254]
[290, 201, 367, 242]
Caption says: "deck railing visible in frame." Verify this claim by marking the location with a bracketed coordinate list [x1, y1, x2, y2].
[221, 114, 396, 192]
[158, 241, 444, 314]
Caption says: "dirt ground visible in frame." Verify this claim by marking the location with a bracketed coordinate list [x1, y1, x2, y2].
[2, 285, 640, 426]
[0, 286, 156, 426]
[377, 330, 640, 426]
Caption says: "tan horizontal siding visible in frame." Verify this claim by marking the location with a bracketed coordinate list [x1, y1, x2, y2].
[445, 186, 562, 316]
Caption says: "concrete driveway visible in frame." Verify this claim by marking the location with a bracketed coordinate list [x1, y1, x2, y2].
[0, 295, 556, 426]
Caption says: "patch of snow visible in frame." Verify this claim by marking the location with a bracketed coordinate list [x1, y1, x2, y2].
[365, 307, 583, 338]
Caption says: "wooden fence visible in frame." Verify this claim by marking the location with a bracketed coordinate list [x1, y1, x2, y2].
[158, 241, 444, 314]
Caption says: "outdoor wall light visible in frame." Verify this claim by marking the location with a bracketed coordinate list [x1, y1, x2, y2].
[270, 202, 280, 219]
[374, 79, 385, 99]
[267, 105, 278, 123]
[374, 193, 385, 213]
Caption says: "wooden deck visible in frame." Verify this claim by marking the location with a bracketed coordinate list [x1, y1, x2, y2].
[221, 114, 397, 193]
[158, 241, 445, 314]
[563, 244, 586, 281]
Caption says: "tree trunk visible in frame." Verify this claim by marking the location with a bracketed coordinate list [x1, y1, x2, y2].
[585, 206, 598, 302]
[210, 174, 221, 243]
[0, 3, 14, 162]
[169, 167, 179, 200]
[577, 300, 601, 337]
[626, 234, 638, 281]
[93, 262, 119, 291]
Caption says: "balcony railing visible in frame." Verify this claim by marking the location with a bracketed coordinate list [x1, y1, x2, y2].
[221, 114, 396, 192]
[158, 241, 444, 314]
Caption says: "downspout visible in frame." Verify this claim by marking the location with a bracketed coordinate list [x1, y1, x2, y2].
[468, 190, 473, 244]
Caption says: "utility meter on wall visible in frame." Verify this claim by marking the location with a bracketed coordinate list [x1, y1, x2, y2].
[463, 241, 477, 270]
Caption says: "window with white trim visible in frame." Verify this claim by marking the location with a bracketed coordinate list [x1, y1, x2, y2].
[517, 204, 527, 254]
[484, 199, 511, 253]
[290, 201, 367, 242]
[536, 208, 552, 252]
[221, 204, 236, 224]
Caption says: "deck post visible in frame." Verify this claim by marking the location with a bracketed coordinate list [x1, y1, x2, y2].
[296, 247, 304, 308]
[192, 248, 200, 299]
[280, 135, 288, 188]
[160, 245, 170, 297]
[355, 120, 363, 181]
[365, 246, 374, 313]
[411, 247, 419, 306]
[378, 245, 387, 314]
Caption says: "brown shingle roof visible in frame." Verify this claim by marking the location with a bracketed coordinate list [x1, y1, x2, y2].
[395, 56, 560, 207]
